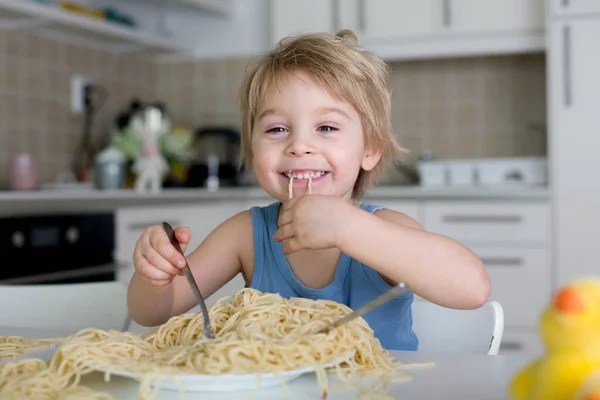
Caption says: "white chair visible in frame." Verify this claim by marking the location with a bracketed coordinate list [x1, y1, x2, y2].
[0, 282, 130, 333]
[411, 299, 504, 355]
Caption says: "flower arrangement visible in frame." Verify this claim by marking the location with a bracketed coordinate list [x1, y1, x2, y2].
[110, 125, 193, 166]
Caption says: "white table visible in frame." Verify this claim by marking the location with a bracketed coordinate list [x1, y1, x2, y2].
[1, 326, 532, 400]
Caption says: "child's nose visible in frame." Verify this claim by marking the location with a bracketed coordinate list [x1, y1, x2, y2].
[285, 134, 316, 156]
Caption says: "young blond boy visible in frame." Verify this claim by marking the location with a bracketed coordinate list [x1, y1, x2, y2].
[127, 30, 490, 350]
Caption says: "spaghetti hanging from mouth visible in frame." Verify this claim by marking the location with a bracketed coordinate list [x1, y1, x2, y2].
[308, 176, 312, 194]
[288, 175, 294, 199]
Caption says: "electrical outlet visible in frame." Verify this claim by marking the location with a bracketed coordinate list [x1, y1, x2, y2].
[70, 75, 90, 114]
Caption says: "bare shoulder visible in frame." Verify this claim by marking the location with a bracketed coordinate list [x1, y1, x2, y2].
[373, 208, 423, 230]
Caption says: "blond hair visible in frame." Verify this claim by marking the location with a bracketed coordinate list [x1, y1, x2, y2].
[238, 29, 405, 199]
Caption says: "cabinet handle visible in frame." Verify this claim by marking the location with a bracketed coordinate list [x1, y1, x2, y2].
[500, 341, 523, 351]
[441, 215, 522, 224]
[480, 257, 523, 267]
[357, 0, 365, 31]
[563, 25, 572, 107]
[128, 221, 181, 231]
[332, 0, 340, 32]
[442, 0, 452, 27]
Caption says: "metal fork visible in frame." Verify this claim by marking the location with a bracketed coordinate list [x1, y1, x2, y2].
[162, 222, 215, 339]
[317, 282, 409, 334]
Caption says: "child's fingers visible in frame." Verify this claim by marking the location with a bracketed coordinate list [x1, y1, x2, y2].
[137, 256, 174, 281]
[274, 224, 294, 242]
[150, 231, 185, 268]
[277, 209, 293, 227]
[174, 227, 192, 243]
[281, 238, 301, 254]
[144, 244, 182, 276]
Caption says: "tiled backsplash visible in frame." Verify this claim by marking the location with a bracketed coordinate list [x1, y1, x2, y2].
[0, 30, 546, 186]
[0, 31, 155, 186]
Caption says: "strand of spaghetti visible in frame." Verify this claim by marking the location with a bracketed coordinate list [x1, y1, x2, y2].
[288, 175, 294, 199]
[308, 176, 312, 194]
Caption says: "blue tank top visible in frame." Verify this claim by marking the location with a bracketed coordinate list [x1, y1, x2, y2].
[249, 201, 419, 351]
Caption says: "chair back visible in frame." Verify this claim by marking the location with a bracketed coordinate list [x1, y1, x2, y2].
[412, 299, 504, 355]
[0, 282, 130, 333]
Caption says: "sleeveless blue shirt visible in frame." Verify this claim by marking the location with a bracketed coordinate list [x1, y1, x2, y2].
[249, 201, 419, 351]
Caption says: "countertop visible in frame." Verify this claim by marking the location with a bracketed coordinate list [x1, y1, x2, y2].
[0, 185, 549, 216]
[0, 325, 531, 400]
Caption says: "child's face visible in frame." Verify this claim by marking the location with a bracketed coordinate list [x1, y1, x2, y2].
[251, 70, 379, 202]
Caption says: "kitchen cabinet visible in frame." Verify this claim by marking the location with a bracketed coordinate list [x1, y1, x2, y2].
[551, 0, 600, 16]
[269, 0, 336, 45]
[548, 16, 600, 286]
[357, 0, 438, 41]
[446, 0, 545, 34]
[420, 200, 552, 356]
[338, 0, 546, 60]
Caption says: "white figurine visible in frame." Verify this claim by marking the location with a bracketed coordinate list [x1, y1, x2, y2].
[130, 105, 171, 193]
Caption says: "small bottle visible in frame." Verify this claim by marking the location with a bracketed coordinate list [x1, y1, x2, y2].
[206, 154, 219, 192]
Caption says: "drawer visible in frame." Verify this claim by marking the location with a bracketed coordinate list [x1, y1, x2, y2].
[115, 202, 241, 262]
[423, 201, 550, 244]
[499, 330, 544, 358]
[474, 247, 551, 328]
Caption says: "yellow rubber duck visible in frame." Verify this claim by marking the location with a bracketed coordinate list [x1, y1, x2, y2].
[510, 278, 600, 400]
[574, 371, 600, 400]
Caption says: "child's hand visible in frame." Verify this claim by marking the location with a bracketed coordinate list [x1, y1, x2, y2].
[274, 195, 353, 254]
[133, 225, 192, 286]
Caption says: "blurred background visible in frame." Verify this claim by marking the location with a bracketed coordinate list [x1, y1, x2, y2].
[0, 1, 595, 343]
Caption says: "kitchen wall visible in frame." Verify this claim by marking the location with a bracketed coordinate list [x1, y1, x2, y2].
[0, 31, 155, 186]
[0, 30, 546, 186]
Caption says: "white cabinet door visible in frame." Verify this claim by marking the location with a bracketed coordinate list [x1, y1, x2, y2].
[448, 0, 545, 34]
[270, 0, 335, 45]
[551, 0, 600, 16]
[499, 330, 544, 357]
[549, 18, 600, 286]
[357, 0, 439, 40]
[370, 200, 422, 224]
[472, 247, 551, 327]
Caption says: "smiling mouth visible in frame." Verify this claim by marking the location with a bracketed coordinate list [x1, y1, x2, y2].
[282, 171, 327, 180]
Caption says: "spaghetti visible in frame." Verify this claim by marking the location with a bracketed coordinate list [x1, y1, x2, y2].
[0, 288, 425, 399]
[0, 336, 58, 358]
[289, 174, 294, 199]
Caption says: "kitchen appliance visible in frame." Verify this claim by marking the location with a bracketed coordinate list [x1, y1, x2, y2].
[419, 157, 547, 187]
[94, 147, 127, 190]
[186, 126, 242, 188]
[0, 212, 117, 285]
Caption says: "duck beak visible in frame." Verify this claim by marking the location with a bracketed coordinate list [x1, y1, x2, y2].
[553, 287, 585, 314]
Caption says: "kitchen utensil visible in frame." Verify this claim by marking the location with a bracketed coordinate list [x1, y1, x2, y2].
[317, 282, 409, 334]
[162, 222, 214, 339]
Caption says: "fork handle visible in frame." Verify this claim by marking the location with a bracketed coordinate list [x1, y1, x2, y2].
[318, 282, 409, 334]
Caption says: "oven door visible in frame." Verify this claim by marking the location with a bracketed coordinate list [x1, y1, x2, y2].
[0, 262, 120, 285]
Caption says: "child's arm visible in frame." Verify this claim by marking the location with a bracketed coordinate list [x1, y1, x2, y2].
[127, 210, 252, 326]
[338, 207, 490, 310]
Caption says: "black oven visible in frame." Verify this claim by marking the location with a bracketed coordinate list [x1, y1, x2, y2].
[0, 212, 116, 285]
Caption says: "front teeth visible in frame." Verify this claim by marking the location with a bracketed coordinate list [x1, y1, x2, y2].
[285, 171, 326, 179]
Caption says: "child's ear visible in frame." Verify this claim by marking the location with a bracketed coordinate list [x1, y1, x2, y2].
[361, 147, 383, 171]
